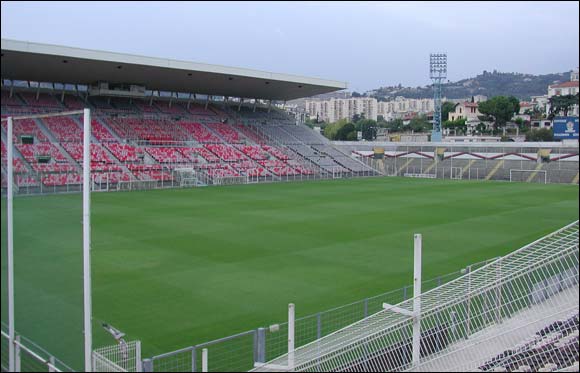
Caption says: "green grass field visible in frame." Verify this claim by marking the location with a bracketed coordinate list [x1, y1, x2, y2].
[1, 177, 578, 370]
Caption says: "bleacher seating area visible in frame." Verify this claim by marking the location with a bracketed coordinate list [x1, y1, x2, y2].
[0, 90, 393, 192]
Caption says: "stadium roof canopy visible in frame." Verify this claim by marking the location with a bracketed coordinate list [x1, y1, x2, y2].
[1, 39, 347, 101]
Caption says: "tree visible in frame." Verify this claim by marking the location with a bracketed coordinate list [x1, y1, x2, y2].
[477, 96, 520, 135]
[336, 122, 356, 141]
[383, 119, 404, 132]
[346, 130, 358, 141]
[354, 119, 378, 141]
[409, 115, 431, 133]
[548, 94, 579, 119]
[441, 101, 457, 122]
[443, 118, 467, 135]
[507, 96, 520, 117]
[323, 119, 347, 140]
[475, 122, 489, 135]
[514, 117, 530, 133]
[351, 91, 362, 98]
[525, 128, 554, 142]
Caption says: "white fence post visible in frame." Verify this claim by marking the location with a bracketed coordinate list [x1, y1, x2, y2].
[136, 341, 142, 372]
[288, 303, 295, 371]
[7, 117, 15, 373]
[412, 233, 422, 368]
[202, 348, 208, 372]
[83, 108, 93, 372]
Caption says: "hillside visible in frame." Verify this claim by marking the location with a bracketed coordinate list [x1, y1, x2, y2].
[368, 70, 571, 101]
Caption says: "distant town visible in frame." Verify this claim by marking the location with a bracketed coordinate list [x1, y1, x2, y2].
[285, 68, 579, 142]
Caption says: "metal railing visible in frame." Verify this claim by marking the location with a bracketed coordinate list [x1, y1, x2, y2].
[145, 257, 498, 372]
[1, 322, 74, 372]
[253, 220, 579, 372]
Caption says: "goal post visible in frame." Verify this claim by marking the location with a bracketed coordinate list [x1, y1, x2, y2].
[509, 169, 547, 184]
[1, 109, 93, 371]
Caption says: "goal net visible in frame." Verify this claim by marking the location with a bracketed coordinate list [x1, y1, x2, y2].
[450, 167, 462, 180]
[509, 169, 547, 184]
[173, 167, 197, 187]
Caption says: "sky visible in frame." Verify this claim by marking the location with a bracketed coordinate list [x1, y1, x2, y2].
[1, 1, 579, 92]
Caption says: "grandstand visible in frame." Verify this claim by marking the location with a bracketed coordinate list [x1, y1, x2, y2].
[1, 39, 382, 195]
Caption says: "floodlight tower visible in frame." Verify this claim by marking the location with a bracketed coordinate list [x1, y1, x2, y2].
[430, 53, 447, 142]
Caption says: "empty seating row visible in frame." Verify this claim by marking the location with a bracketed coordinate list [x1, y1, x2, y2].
[19, 92, 63, 108]
[283, 125, 326, 145]
[237, 145, 270, 160]
[63, 95, 86, 109]
[187, 103, 216, 115]
[17, 143, 69, 162]
[244, 167, 268, 177]
[92, 120, 118, 142]
[258, 159, 288, 168]
[132, 99, 160, 113]
[31, 163, 76, 173]
[43, 116, 83, 142]
[42, 173, 82, 186]
[270, 166, 300, 176]
[104, 143, 142, 162]
[206, 122, 242, 143]
[262, 145, 290, 160]
[1, 174, 39, 188]
[235, 124, 266, 144]
[178, 121, 221, 143]
[145, 147, 189, 163]
[260, 125, 300, 144]
[105, 117, 184, 143]
[2, 118, 50, 143]
[90, 164, 124, 172]
[16, 175, 39, 187]
[205, 144, 246, 162]
[155, 101, 188, 115]
[228, 160, 259, 169]
[1, 141, 29, 173]
[176, 148, 204, 163]
[62, 143, 114, 164]
[126, 164, 163, 172]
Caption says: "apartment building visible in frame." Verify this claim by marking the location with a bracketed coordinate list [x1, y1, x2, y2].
[304, 97, 378, 122]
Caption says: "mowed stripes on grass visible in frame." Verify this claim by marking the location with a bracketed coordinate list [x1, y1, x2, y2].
[1, 177, 578, 369]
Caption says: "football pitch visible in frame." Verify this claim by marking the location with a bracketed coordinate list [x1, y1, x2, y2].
[1, 177, 579, 370]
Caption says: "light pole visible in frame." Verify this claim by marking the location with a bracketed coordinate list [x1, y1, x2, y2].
[430, 53, 447, 142]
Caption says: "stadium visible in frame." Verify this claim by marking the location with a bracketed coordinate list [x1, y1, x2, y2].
[1, 35, 579, 373]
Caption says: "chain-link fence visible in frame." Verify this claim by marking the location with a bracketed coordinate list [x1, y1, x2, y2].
[146, 258, 497, 372]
